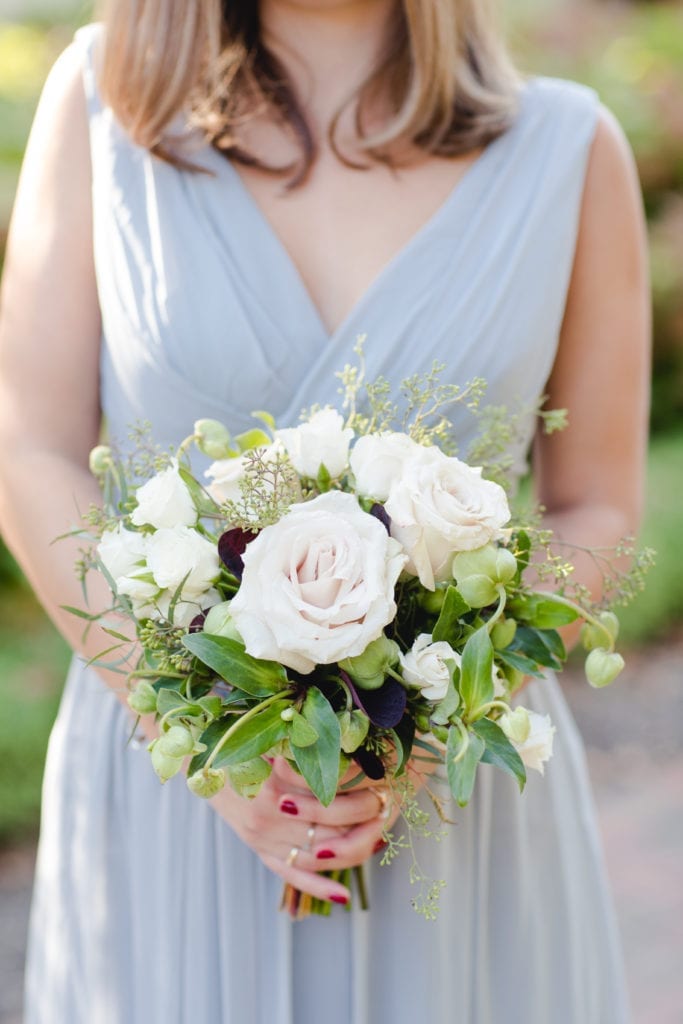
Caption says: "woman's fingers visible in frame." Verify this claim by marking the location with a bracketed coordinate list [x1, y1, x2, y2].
[259, 852, 350, 905]
[274, 785, 390, 828]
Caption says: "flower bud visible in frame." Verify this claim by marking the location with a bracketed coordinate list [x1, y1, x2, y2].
[227, 757, 271, 799]
[491, 618, 517, 650]
[339, 709, 370, 754]
[150, 741, 183, 783]
[581, 612, 620, 651]
[127, 680, 158, 716]
[499, 706, 531, 745]
[339, 635, 400, 691]
[187, 766, 226, 798]
[280, 707, 295, 722]
[453, 544, 517, 586]
[89, 445, 113, 476]
[203, 601, 243, 641]
[194, 419, 233, 460]
[453, 574, 499, 609]
[419, 587, 447, 615]
[158, 724, 194, 758]
[585, 648, 625, 688]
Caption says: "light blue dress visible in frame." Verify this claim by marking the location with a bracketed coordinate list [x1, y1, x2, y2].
[24, 23, 630, 1024]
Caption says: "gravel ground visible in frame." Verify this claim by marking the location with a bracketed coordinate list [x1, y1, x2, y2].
[1, 635, 682, 1024]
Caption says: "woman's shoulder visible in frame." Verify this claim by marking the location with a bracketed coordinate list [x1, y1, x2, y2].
[518, 73, 600, 135]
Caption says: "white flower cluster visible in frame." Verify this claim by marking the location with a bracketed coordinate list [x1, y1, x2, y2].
[98, 461, 220, 627]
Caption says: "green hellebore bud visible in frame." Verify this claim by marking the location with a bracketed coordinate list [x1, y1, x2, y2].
[499, 706, 531, 745]
[203, 601, 243, 641]
[89, 444, 113, 476]
[585, 648, 625, 688]
[194, 418, 233, 460]
[339, 635, 400, 691]
[127, 680, 158, 716]
[187, 767, 226, 798]
[150, 741, 183, 783]
[491, 618, 517, 650]
[431, 724, 449, 745]
[339, 709, 370, 754]
[227, 757, 271, 799]
[582, 611, 620, 652]
[419, 588, 447, 615]
[454, 574, 499, 609]
[415, 712, 431, 734]
[158, 724, 194, 759]
[453, 544, 517, 585]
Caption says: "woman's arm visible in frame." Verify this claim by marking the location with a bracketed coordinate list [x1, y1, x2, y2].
[534, 106, 651, 627]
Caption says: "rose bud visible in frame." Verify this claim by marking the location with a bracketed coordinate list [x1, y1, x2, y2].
[89, 444, 113, 477]
[227, 757, 271, 799]
[203, 601, 243, 641]
[150, 741, 184, 783]
[194, 419, 234, 460]
[339, 635, 400, 691]
[157, 724, 194, 759]
[491, 617, 517, 650]
[127, 680, 158, 716]
[585, 648, 625, 688]
[187, 767, 226, 798]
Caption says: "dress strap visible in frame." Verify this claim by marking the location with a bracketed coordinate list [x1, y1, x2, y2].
[72, 22, 106, 121]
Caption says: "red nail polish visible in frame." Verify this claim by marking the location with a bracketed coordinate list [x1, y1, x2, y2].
[316, 849, 336, 860]
[330, 894, 348, 905]
[280, 800, 298, 816]
[373, 839, 387, 854]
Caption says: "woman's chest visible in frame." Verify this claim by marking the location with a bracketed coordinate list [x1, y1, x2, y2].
[228, 150, 484, 337]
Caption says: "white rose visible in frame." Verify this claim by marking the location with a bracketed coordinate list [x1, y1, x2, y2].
[275, 408, 354, 479]
[502, 709, 555, 775]
[98, 524, 148, 580]
[229, 490, 406, 674]
[204, 444, 281, 506]
[155, 587, 221, 629]
[349, 432, 421, 501]
[146, 525, 220, 599]
[130, 459, 197, 529]
[384, 447, 510, 590]
[116, 573, 160, 618]
[400, 633, 461, 702]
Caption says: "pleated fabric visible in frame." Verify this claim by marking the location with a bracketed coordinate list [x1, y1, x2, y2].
[24, 23, 630, 1024]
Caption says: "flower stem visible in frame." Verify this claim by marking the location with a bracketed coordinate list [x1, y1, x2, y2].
[486, 585, 508, 633]
[532, 591, 615, 651]
[204, 690, 290, 770]
[450, 718, 470, 764]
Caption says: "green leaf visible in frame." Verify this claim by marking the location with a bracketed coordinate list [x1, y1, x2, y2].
[156, 688, 189, 715]
[473, 718, 526, 792]
[513, 530, 531, 582]
[509, 627, 565, 670]
[250, 409, 276, 432]
[182, 633, 288, 696]
[60, 604, 103, 622]
[197, 695, 223, 718]
[496, 649, 545, 678]
[446, 727, 484, 806]
[459, 627, 494, 716]
[290, 688, 341, 806]
[289, 711, 319, 747]
[508, 594, 579, 629]
[177, 464, 221, 516]
[209, 700, 290, 770]
[432, 586, 471, 643]
[430, 669, 461, 725]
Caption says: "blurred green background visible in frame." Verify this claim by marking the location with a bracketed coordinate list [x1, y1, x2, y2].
[0, 0, 681, 843]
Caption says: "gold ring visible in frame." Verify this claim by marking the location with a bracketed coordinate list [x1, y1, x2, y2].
[286, 846, 300, 867]
[370, 787, 390, 818]
[304, 824, 316, 851]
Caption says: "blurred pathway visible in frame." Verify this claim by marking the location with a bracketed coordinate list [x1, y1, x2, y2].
[1, 635, 682, 1024]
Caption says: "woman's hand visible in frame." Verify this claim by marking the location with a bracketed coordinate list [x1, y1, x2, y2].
[209, 756, 402, 903]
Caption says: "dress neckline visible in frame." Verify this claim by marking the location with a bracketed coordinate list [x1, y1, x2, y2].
[200, 102, 524, 345]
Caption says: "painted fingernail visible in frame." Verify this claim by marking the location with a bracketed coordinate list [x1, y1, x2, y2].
[373, 839, 387, 854]
[265, 756, 275, 765]
[316, 849, 336, 860]
[330, 894, 348, 905]
[280, 799, 298, 816]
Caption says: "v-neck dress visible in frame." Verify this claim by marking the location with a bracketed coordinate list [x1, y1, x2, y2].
[24, 23, 630, 1024]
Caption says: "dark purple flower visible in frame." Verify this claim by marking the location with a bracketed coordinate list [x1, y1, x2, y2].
[218, 527, 258, 579]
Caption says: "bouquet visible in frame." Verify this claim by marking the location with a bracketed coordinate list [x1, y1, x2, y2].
[71, 346, 651, 919]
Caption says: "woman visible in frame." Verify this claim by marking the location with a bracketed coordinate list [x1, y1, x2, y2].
[0, 1, 649, 1022]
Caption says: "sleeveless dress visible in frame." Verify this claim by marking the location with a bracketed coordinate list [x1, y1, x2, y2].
[24, 23, 630, 1024]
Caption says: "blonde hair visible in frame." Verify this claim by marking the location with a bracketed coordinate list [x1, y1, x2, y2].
[97, 0, 520, 184]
